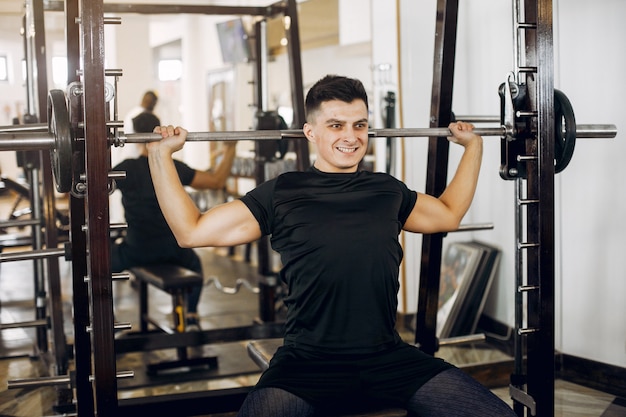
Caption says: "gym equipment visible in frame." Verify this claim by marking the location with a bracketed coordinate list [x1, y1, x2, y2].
[499, 81, 580, 178]
[0, 133, 72, 409]
[0, 246, 67, 262]
[0, 89, 616, 194]
[553, 89, 576, 173]
[205, 276, 260, 295]
[8, 371, 134, 389]
[129, 265, 218, 375]
[48, 89, 73, 193]
[132, 265, 203, 334]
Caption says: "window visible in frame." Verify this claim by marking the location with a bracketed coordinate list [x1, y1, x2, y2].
[158, 59, 182, 81]
[154, 40, 182, 82]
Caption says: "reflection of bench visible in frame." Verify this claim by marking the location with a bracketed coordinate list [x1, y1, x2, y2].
[246, 339, 408, 417]
[130, 264, 217, 375]
[0, 233, 32, 251]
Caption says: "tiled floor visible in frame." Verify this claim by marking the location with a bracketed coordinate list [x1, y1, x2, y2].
[1, 241, 624, 416]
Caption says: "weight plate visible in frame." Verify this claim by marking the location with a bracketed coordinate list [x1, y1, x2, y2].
[47, 89, 73, 193]
[554, 89, 576, 173]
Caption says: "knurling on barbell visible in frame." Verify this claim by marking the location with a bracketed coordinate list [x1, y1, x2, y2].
[0, 89, 617, 194]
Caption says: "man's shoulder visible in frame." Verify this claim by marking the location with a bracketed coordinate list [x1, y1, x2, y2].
[112, 157, 150, 179]
[248, 171, 304, 196]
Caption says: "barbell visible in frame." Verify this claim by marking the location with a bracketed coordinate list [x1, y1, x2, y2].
[0, 89, 618, 193]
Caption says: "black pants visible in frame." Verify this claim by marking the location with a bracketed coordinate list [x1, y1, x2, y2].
[251, 342, 452, 411]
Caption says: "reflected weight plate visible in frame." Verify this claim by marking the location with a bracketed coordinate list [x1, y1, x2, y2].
[47, 89, 73, 193]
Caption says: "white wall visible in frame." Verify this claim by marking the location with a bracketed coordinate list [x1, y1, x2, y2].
[394, 0, 625, 369]
[554, 0, 626, 368]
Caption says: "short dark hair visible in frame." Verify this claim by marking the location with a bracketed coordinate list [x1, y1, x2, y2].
[304, 75, 368, 121]
[132, 112, 161, 133]
[141, 91, 158, 112]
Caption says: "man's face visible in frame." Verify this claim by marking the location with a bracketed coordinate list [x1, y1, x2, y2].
[304, 99, 369, 173]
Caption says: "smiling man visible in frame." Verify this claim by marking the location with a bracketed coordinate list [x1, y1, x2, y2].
[146, 75, 515, 416]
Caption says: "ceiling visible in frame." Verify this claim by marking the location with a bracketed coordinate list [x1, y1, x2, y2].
[0, 0, 311, 17]
[0, 0, 337, 53]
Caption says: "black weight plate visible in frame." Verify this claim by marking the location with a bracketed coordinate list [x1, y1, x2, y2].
[554, 89, 576, 173]
[47, 90, 73, 193]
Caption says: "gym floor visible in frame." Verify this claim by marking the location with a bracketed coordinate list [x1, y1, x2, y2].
[0, 197, 624, 416]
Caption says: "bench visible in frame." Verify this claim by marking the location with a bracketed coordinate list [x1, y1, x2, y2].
[130, 264, 217, 375]
[246, 338, 408, 417]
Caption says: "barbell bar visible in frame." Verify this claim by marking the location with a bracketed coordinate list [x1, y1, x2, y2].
[123, 124, 616, 143]
[0, 124, 617, 149]
[0, 89, 619, 193]
[0, 123, 618, 147]
[0, 123, 48, 133]
[0, 124, 617, 154]
[1, 118, 615, 138]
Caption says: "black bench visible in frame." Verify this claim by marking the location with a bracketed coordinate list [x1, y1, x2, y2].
[130, 264, 217, 375]
[247, 338, 408, 417]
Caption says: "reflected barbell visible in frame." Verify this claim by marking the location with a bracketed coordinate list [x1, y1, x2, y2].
[7, 369, 134, 390]
[0, 247, 67, 263]
[0, 89, 618, 193]
[0, 318, 48, 331]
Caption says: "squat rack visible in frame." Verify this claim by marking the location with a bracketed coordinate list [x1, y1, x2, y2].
[67, 1, 307, 415]
[414, 1, 562, 416]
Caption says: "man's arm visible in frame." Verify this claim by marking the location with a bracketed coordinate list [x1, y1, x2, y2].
[403, 121, 483, 234]
[189, 143, 237, 190]
[147, 126, 262, 248]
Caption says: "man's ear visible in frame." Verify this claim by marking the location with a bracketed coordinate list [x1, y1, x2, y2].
[303, 122, 315, 143]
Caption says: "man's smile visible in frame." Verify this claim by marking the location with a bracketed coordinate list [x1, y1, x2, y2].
[337, 146, 358, 153]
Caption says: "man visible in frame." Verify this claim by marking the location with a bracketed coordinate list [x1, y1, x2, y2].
[112, 111, 236, 330]
[123, 90, 160, 135]
[114, 91, 161, 165]
[147, 75, 516, 416]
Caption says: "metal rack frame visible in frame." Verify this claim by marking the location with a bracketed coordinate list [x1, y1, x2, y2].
[414, 1, 557, 416]
[67, 1, 307, 415]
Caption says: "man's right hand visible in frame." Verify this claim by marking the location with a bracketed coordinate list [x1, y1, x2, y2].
[447, 121, 482, 149]
[147, 125, 188, 155]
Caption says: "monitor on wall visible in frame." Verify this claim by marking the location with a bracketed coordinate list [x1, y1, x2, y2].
[216, 18, 252, 64]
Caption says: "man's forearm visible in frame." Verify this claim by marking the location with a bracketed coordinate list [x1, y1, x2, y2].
[148, 148, 201, 243]
[212, 145, 237, 187]
[439, 138, 483, 220]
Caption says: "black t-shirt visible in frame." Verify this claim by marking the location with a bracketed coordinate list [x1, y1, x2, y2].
[241, 167, 418, 354]
[113, 156, 196, 245]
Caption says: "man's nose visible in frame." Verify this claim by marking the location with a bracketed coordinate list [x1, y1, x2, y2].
[343, 126, 358, 141]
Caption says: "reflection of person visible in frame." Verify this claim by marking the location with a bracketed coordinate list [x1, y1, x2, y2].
[146, 75, 516, 416]
[123, 90, 159, 135]
[111, 112, 236, 330]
